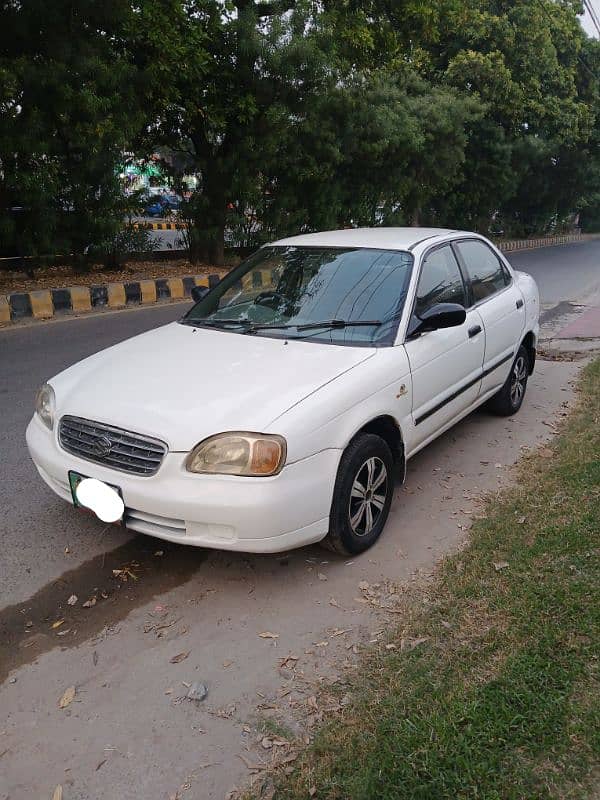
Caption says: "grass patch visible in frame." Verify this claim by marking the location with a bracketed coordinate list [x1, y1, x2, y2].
[262, 360, 600, 800]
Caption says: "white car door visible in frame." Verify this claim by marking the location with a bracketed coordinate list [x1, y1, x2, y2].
[454, 239, 525, 397]
[404, 243, 485, 452]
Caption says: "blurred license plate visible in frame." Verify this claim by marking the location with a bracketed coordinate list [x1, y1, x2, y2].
[68, 470, 124, 524]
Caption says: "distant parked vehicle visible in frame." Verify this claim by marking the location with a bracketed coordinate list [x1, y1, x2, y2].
[144, 194, 181, 217]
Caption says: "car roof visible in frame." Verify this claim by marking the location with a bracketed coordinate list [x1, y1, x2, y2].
[270, 227, 467, 251]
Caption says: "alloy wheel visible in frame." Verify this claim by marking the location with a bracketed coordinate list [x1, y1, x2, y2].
[348, 456, 388, 537]
[510, 355, 528, 406]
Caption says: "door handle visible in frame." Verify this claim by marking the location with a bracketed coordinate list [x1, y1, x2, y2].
[468, 324, 482, 338]
[516, 298, 524, 309]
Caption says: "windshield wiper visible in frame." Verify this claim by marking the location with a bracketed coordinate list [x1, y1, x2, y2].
[182, 318, 383, 334]
[296, 319, 382, 331]
[246, 319, 383, 333]
[183, 317, 253, 329]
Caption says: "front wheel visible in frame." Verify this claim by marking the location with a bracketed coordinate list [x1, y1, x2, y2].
[488, 345, 529, 416]
[322, 433, 394, 555]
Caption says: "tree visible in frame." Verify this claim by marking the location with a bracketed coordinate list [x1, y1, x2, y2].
[0, 0, 149, 261]
[137, 0, 348, 264]
[262, 69, 481, 232]
[429, 0, 599, 234]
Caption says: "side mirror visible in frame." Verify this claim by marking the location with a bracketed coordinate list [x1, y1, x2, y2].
[191, 285, 210, 303]
[408, 302, 466, 337]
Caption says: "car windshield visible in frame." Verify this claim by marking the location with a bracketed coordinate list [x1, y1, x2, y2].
[182, 246, 414, 346]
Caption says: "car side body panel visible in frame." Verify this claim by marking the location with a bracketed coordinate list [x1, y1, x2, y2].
[270, 347, 413, 464]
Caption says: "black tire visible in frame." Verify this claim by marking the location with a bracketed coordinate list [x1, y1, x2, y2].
[321, 433, 394, 556]
[487, 345, 529, 417]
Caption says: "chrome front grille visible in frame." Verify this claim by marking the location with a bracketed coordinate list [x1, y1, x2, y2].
[58, 415, 167, 476]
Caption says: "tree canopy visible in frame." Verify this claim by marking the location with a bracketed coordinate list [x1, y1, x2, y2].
[1, 0, 600, 264]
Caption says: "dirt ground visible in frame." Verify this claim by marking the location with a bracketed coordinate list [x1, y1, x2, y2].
[0, 259, 233, 296]
[0, 358, 582, 800]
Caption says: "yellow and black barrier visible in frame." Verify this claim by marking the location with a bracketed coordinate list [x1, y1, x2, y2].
[1, 273, 220, 324]
[132, 221, 188, 231]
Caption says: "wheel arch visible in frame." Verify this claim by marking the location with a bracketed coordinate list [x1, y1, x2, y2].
[521, 331, 536, 375]
[347, 415, 405, 475]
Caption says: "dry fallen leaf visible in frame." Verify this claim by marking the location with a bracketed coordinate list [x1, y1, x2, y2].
[317, 572, 327, 581]
[52, 786, 63, 800]
[67, 595, 78, 606]
[236, 753, 265, 771]
[82, 597, 97, 608]
[258, 631, 279, 639]
[329, 597, 340, 608]
[331, 628, 351, 637]
[51, 620, 64, 629]
[400, 637, 429, 652]
[539, 447, 553, 458]
[309, 787, 317, 797]
[170, 651, 190, 664]
[494, 561, 510, 571]
[58, 686, 75, 709]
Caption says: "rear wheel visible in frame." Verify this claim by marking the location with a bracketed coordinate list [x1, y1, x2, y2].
[322, 433, 394, 555]
[488, 345, 529, 416]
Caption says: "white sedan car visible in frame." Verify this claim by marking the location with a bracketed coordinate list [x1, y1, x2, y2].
[27, 228, 539, 555]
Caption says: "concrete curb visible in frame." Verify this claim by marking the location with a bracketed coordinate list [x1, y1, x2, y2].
[1, 273, 220, 324]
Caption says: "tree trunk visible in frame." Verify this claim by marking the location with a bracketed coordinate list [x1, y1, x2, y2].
[209, 227, 225, 266]
[195, 164, 227, 266]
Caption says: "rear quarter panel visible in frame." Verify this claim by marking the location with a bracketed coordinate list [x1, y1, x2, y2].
[514, 270, 541, 343]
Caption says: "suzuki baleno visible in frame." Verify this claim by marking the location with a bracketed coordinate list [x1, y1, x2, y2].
[27, 228, 539, 555]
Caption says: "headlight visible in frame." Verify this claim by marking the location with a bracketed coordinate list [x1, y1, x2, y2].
[35, 383, 55, 430]
[186, 432, 287, 476]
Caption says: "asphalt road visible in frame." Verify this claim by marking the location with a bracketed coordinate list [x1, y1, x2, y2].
[0, 240, 598, 609]
[509, 238, 600, 305]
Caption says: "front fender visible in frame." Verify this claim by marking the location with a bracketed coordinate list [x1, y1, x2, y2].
[271, 348, 413, 464]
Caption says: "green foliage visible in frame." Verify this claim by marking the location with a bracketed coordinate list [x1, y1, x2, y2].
[0, 0, 153, 261]
[91, 223, 157, 270]
[2, 0, 600, 264]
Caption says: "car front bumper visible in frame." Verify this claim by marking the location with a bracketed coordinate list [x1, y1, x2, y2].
[26, 416, 339, 553]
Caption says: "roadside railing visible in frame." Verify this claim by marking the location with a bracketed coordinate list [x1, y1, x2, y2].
[494, 232, 600, 252]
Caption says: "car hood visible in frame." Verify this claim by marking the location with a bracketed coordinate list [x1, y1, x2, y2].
[50, 322, 375, 451]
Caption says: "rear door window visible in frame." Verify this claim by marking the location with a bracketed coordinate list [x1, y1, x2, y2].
[455, 240, 509, 303]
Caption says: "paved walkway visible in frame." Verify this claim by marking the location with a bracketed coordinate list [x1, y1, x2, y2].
[556, 306, 600, 339]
